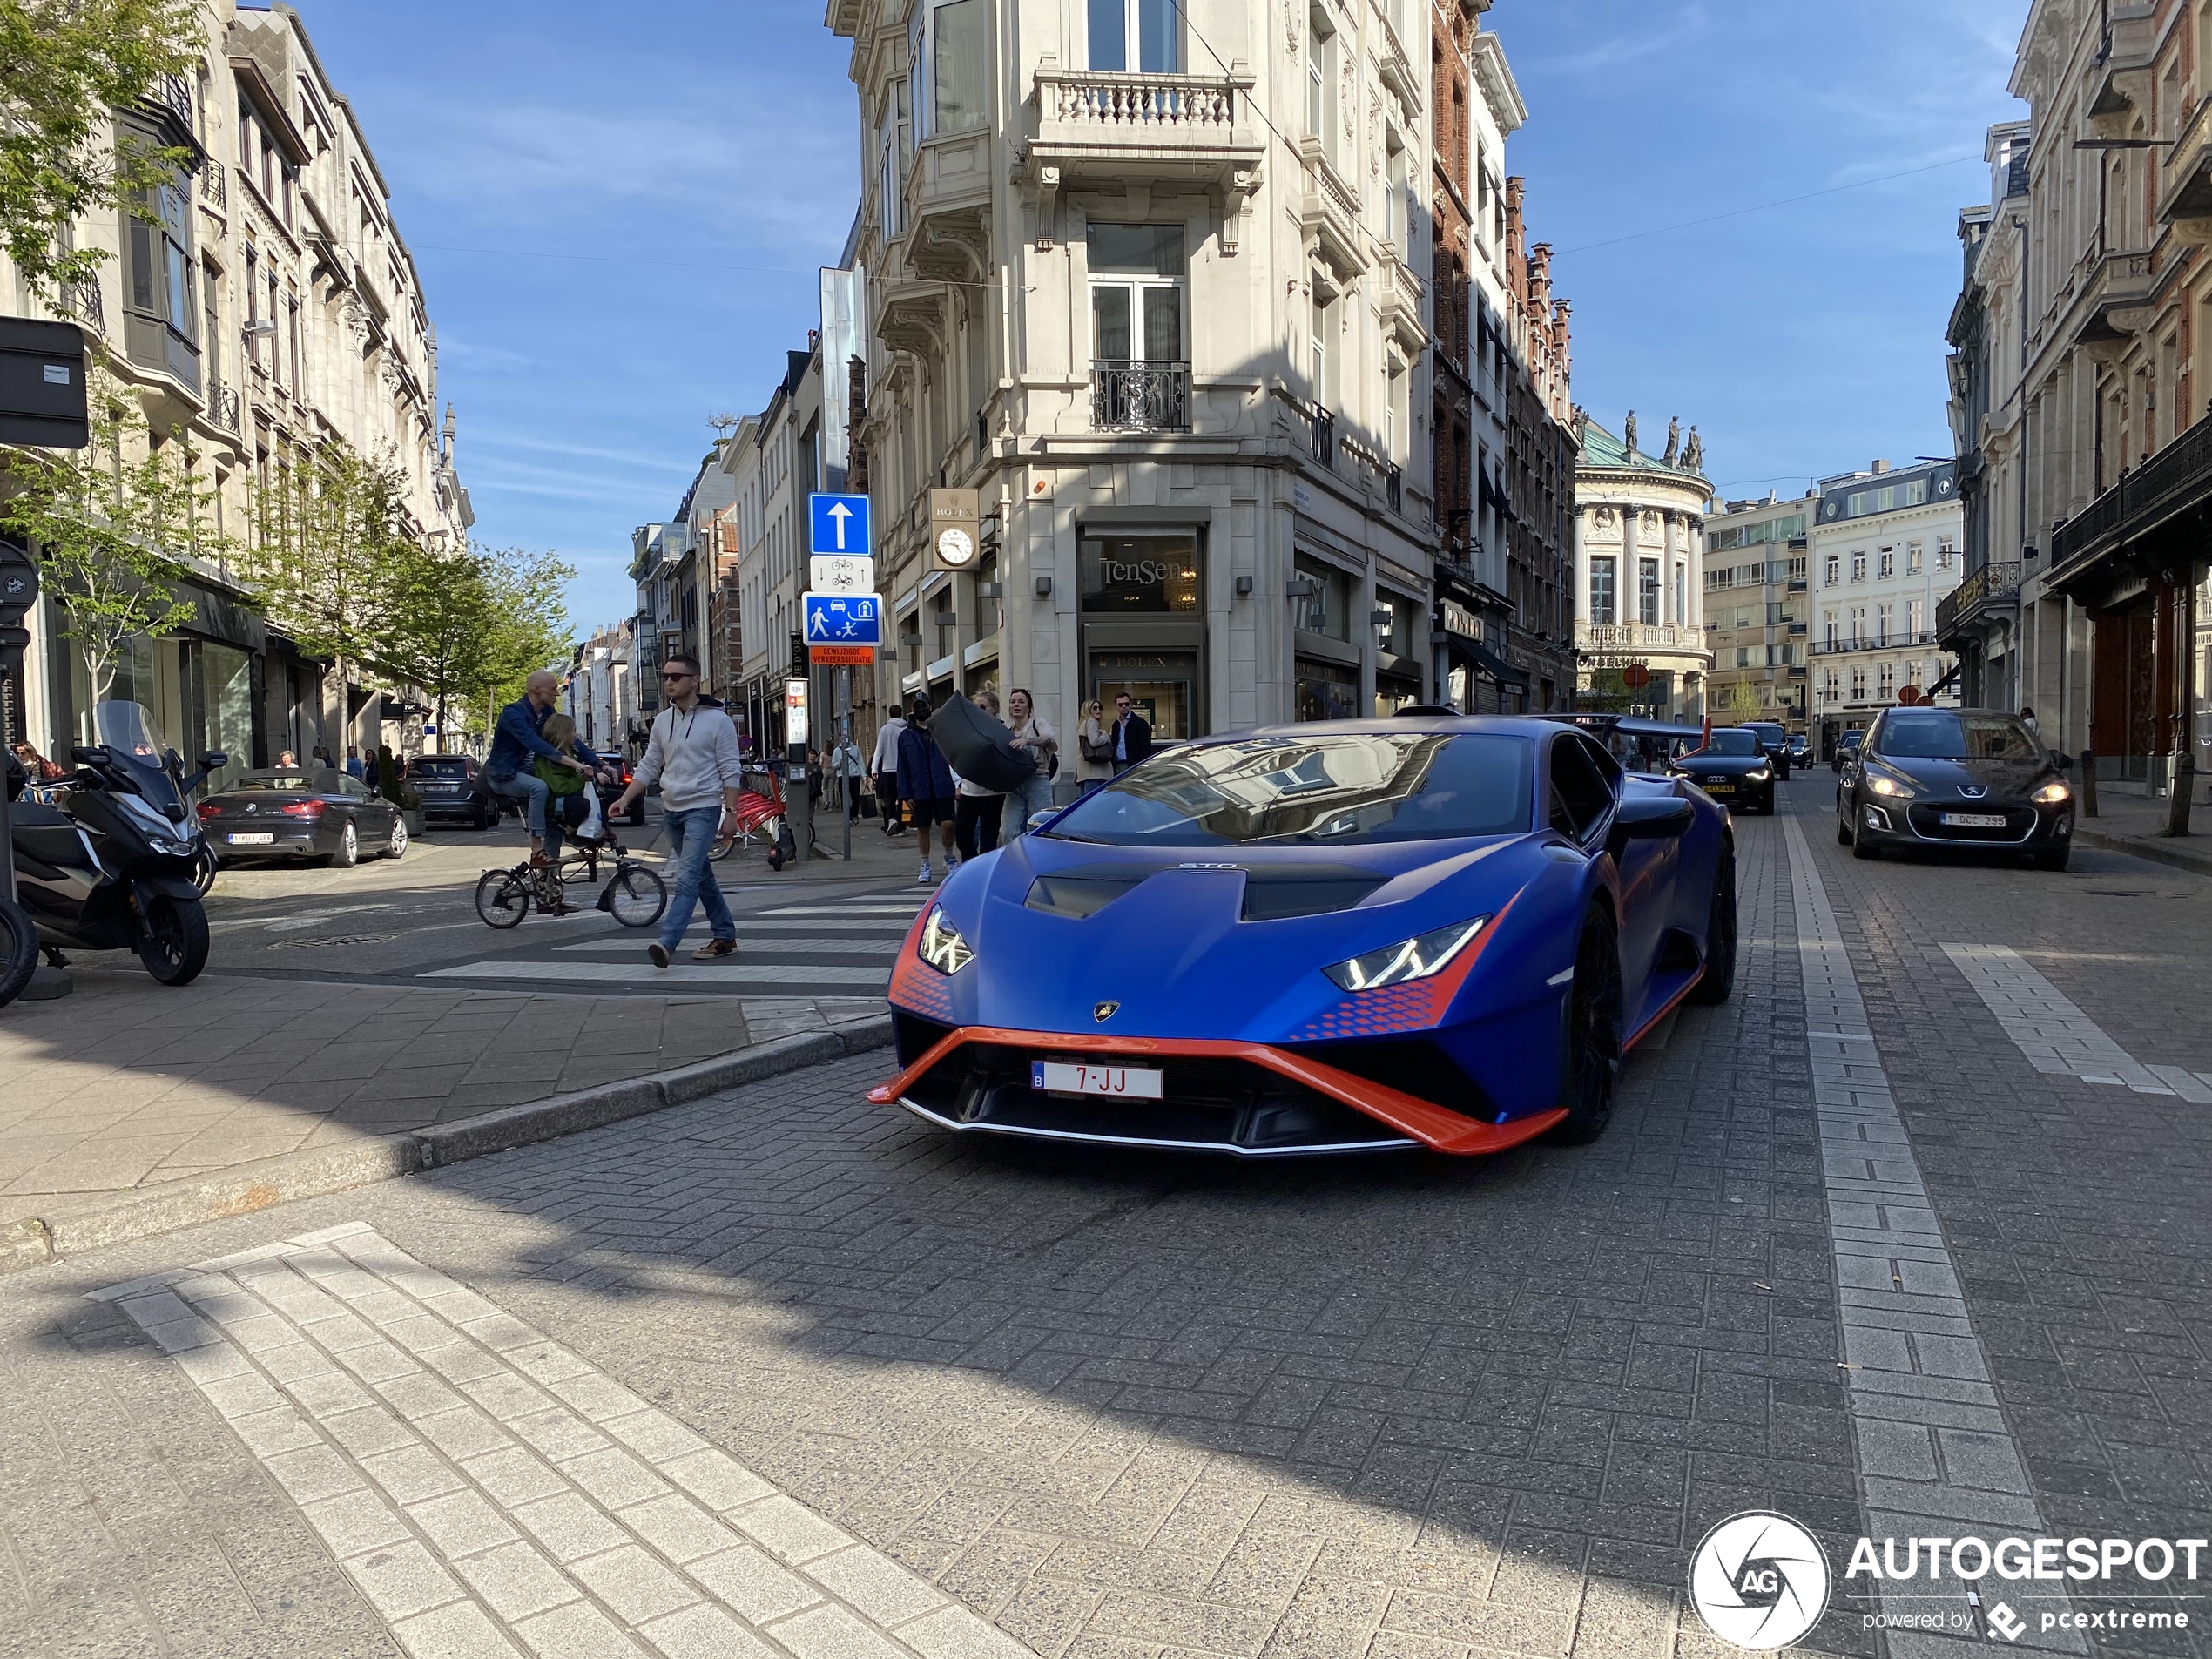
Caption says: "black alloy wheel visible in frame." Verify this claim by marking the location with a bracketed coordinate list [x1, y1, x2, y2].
[2033, 840, 2071, 872]
[1554, 907, 1624, 1144]
[135, 894, 210, 986]
[0, 898, 37, 1008]
[1687, 839, 1738, 1006]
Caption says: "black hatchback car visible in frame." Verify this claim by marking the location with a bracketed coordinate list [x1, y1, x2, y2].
[1670, 727, 1777, 813]
[1836, 706, 2075, 869]
[408, 755, 499, 830]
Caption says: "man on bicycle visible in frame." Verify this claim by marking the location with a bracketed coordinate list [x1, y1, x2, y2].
[608, 652, 747, 969]
[486, 671, 600, 863]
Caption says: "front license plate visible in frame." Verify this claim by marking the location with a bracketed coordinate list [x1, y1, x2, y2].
[1940, 813, 2007, 828]
[226, 832, 275, 845]
[1704, 783, 1735, 795]
[1032, 1060, 1164, 1100]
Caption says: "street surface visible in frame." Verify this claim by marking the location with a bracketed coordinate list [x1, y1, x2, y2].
[0, 781, 2208, 1659]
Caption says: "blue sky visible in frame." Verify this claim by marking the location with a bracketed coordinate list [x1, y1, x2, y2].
[293, 1, 2024, 630]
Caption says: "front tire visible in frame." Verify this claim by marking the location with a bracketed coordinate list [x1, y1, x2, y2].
[1687, 840, 1737, 1006]
[136, 894, 209, 986]
[1554, 907, 1623, 1144]
[1837, 790, 1854, 845]
[2033, 842, 2071, 872]
[385, 818, 408, 860]
[475, 869, 530, 928]
[0, 898, 37, 1008]
[326, 821, 359, 869]
[606, 867, 667, 929]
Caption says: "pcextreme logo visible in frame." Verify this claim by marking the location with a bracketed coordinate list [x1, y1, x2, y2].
[1689, 1512, 1832, 1651]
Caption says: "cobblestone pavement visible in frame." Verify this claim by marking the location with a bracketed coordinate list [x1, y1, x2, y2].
[1, 786, 2206, 1658]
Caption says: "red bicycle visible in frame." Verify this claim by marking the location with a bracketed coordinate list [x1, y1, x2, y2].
[711, 765, 796, 869]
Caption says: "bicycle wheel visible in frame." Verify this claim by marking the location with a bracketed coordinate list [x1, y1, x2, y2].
[475, 869, 531, 930]
[0, 897, 37, 1008]
[605, 865, 667, 929]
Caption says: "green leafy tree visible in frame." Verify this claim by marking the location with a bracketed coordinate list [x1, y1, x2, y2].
[381, 543, 572, 744]
[0, 369, 233, 701]
[1723, 678, 1764, 723]
[0, 0, 201, 298]
[246, 438, 412, 738]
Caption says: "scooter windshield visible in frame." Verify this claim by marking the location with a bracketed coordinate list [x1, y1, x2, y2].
[92, 701, 170, 759]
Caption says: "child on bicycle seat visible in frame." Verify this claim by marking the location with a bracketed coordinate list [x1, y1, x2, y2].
[536, 714, 607, 847]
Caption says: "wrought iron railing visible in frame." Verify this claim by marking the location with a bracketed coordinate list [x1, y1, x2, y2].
[2051, 408, 2212, 573]
[1810, 631, 1939, 656]
[200, 164, 226, 209]
[57, 280, 104, 334]
[1933, 560, 2019, 639]
[1309, 402, 1335, 466]
[208, 381, 240, 435]
[150, 72, 193, 131]
[1089, 361, 1189, 432]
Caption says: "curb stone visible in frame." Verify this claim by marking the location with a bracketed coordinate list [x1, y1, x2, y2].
[4, 1014, 894, 1274]
[2074, 825, 2212, 878]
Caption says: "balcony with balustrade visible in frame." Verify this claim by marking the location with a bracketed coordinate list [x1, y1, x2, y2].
[1027, 59, 1264, 239]
[2160, 91, 2212, 224]
[1089, 361, 1190, 432]
[2050, 407, 2212, 593]
[1575, 621, 1713, 664]
[1933, 560, 2019, 645]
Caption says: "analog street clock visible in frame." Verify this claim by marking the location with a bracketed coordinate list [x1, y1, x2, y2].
[936, 527, 976, 569]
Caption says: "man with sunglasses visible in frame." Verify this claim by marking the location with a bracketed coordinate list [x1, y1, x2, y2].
[609, 653, 747, 968]
[1109, 691, 1152, 773]
[486, 668, 600, 863]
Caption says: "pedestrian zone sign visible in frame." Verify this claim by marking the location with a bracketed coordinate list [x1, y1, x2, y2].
[802, 591, 881, 646]
[807, 493, 870, 556]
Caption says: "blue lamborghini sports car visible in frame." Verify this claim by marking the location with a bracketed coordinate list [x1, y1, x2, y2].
[871, 715, 1737, 1157]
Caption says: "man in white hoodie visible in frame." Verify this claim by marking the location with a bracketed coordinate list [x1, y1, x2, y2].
[609, 652, 747, 968]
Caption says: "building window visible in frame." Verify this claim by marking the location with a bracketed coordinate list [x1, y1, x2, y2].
[877, 80, 910, 237]
[1308, 283, 1332, 406]
[1849, 606, 1865, 644]
[927, 0, 987, 136]
[1907, 597, 1925, 637]
[1306, 5, 1336, 161]
[1850, 666, 1866, 702]
[1878, 662, 1895, 700]
[1385, 128, 1410, 248]
[1847, 491, 1866, 515]
[1851, 552, 1865, 582]
[1291, 552, 1351, 638]
[1674, 563, 1686, 624]
[1089, 224, 1184, 364]
[1878, 550, 1894, 579]
[1638, 558, 1659, 626]
[1905, 477, 1927, 506]
[1590, 556, 1615, 625]
[1823, 670, 1839, 704]
[119, 135, 199, 391]
[1937, 539, 1954, 570]
[1824, 611, 1838, 649]
[1735, 646, 1750, 669]
[1906, 542, 1923, 574]
[1088, 0, 1177, 71]
[1824, 554, 1839, 585]
[1876, 603, 1892, 646]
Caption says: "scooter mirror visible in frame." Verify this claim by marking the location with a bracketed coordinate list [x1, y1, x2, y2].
[200, 752, 228, 770]
[70, 745, 99, 765]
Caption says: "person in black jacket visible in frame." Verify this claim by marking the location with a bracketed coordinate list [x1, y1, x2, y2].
[1109, 691, 1153, 773]
[895, 694, 960, 883]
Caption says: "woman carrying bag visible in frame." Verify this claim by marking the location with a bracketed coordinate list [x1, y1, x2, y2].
[1075, 698, 1114, 793]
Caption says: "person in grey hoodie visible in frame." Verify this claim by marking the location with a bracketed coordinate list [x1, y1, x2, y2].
[608, 651, 748, 968]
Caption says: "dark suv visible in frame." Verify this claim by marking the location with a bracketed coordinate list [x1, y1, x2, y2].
[407, 755, 498, 830]
[1742, 720, 1791, 779]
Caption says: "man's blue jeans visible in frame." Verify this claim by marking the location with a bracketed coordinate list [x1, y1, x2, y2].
[488, 771, 550, 842]
[660, 805, 734, 953]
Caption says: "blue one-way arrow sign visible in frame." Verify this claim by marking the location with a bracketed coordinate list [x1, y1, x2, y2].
[808, 493, 871, 556]
[801, 591, 882, 646]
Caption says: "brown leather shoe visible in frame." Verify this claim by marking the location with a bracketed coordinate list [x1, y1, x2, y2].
[691, 938, 738, 961]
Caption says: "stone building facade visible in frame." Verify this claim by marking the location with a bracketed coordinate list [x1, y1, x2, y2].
[1702, 490, 1815, 735]
[1943, 1, 2212, 799]
[826, 0, 1439, 751]
[1571, 414, 1712, 722]
[3, 0, 468, 773]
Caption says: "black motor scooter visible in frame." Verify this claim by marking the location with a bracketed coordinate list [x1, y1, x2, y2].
[8, 700, 225, 986]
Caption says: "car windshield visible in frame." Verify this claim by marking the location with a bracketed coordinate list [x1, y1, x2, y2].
[1045, 732, 1534, 847]
[413, 759, 470, 779]
[91, 700, 168, 759]
[1698, 731, 1763, 757]
[232, 772, 315, 791]
[1876, 711, 2040, 762]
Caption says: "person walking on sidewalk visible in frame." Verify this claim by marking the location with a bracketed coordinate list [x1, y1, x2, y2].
[897, 693, 959, 884]
[871, 709, 907, 836]
[828, 730, 867, 823]
[486, 670, 597, 863]
[610, 652, 747, 969]
[1003, 688, 1058, 830]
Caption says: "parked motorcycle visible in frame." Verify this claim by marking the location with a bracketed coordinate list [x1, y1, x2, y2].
[8, 700, 224, 986]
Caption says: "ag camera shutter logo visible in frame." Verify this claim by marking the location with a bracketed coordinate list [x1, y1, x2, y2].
[1689, 1512, 1831, 1650]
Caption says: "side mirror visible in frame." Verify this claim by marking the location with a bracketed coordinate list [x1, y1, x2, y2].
[1026, 811, 1057, 833]
[1613, 796, 1696, 841]
[199, 752, 228, 771]
[70, 745, 100, 765]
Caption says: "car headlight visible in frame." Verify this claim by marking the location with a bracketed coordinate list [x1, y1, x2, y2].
[1866, 773, 1915, 799]
[917, 907, 973, 975]
[1747, 767, 1771, 782]
[2031, 780, 2071, 805]
[1324, 916, 1488, 993]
